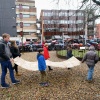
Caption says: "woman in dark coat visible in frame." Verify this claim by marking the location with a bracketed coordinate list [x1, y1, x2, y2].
[66, 45, 73, 69]
[10, 41, 21, 76]
[66, 45, 73, 59]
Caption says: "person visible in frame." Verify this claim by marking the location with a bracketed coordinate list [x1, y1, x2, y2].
[37, 48, 49, 86]
[10, 41, 21, 76]
[66, 45, 73, 59]
[66, 45, 73, 69]
[82, 45, 99, 83]
[43, 43, 53, 71]
[0, 33, 20, 88]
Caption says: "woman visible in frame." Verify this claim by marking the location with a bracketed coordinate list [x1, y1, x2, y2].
[43, 43, 53, 71]
[66, 45, 73, 59]
[10, 41, 21, 76]
[66, 45, 73, 69]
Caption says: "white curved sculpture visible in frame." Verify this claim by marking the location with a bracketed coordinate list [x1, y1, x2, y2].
[14, 56, 81, 71]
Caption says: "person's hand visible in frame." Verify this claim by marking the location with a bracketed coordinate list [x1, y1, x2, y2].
[10, 58, 14, 62]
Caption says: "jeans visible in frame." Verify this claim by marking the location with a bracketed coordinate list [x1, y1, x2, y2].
[87, 65, 94, 80]
[0, 60, 16, 85]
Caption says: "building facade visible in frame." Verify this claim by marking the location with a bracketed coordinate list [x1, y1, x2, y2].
[16, 0, 37, 39]
[96, 24, 100, 38]
[0, 0, 17, 36]
[40, 10, 95, 40]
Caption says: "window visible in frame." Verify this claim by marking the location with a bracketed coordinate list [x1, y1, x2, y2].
[23, 15, 30, 18]
[22, 6, 29, 9]
[23, 24, 30, 26]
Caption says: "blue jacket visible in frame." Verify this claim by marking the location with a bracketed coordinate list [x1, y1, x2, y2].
[37, 53, 46, 71]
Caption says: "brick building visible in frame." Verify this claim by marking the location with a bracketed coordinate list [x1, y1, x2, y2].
[39, 10, 95, 40]
[96, 24, 100, 38]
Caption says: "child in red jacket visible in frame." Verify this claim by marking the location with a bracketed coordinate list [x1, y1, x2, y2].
[43, 43, 53, 71]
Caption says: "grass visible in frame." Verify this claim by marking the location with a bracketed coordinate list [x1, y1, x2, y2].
[57, 49, 100, 58]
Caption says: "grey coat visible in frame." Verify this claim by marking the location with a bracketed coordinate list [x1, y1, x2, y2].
[82, 50, 99, 66]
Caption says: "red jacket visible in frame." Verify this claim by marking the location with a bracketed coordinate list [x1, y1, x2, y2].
[43, 46, 50, 60]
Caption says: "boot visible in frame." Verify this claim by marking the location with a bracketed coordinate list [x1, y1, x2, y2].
[48, 66, 53, 71]
[16, 72, 21, 76]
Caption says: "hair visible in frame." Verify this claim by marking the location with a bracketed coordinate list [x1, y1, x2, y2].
[10, 41, 18, 48]
[89, 45, 95, 51]
[2, 33, 10, 39]
[44, 43, 48, 46]
[38, 48, 43, 53]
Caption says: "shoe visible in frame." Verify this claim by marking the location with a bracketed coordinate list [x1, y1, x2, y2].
[1, 83, 10, 88]
[12, 80, 20, 85]
[40, 82, 49, 87]
[16, 73, 21, 76]
[48, 66, 53, 71]
[44, 83, 49, 87]
[68, 68, 71, 70]
[85, 79, 93, 83]
[49, 69, 53, 71]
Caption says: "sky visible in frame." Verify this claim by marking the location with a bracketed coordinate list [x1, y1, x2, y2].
[35, 0, 100, 23]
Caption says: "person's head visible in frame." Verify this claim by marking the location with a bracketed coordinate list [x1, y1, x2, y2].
[38, 48, 44, 54]
[10, 41, 18, 48]
[67, 45, 72, 50]
[44, 43, 48, 48]
[89, 45, 95, 51]
[2, 33, 10, 42]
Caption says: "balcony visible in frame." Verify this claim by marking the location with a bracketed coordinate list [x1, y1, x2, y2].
[15, 2, 35, 7]
[16, 20, 36, 24]
[16, 17, 36, 21]
[16, 0, 35, 3]
[16, 8, 36, 13]
[16, 11, 36, 15]
[17, 24, 37, 32]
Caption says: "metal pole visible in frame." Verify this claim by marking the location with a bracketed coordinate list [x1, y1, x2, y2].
[85, 11, 88, 45]
[63, 33, 64, 49]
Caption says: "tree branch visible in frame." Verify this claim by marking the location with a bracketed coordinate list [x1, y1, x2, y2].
[92, 0, 100, 5]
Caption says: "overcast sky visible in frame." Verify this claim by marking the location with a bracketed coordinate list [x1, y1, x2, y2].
[35, 0, 100, 23]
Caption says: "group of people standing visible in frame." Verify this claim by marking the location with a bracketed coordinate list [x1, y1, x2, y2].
[0, 33, 99, 88]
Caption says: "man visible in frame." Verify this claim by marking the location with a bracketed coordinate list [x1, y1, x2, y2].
[82, 45, 99, 82]
[0, 33, 20, 88]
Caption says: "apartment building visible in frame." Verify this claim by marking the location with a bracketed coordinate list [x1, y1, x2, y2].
[16, 0, 37, 40]
[40, 10, 95, 39]
[0, 0, 17, 36]
[95, 24, 100, 38]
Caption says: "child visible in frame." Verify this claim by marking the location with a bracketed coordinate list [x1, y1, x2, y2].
[37, 48, 49, 86]
[10, 41, 21, 76]
[43, 43, 53, 71]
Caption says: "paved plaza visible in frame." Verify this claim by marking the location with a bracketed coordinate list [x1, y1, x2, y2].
[0, 51, 100, 100]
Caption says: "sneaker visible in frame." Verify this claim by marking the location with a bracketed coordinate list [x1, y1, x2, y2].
[12, 80, 20, 85]
[44, 83, 49, 87]
[1, 83, 10, 88]
[40, 82, 49, 87]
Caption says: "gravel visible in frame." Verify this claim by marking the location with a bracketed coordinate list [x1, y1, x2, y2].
[0, 51, 100, 100]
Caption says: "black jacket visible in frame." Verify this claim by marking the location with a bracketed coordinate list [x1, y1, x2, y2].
[0, 39, 12, 61]
[10, 46, 21, 58]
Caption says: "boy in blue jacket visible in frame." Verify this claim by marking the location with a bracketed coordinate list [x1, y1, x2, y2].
[37, 48, 49, 86]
